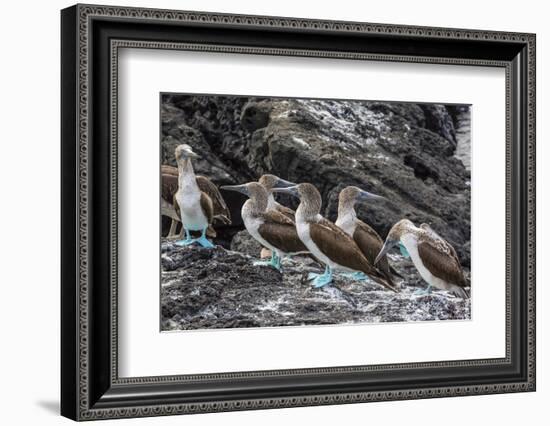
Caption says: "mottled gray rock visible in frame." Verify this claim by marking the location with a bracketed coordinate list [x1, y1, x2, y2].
[161, 242, 470, 331]
[230, 230, 263, 257]
[419, 104, 457, 148]
[240, 100, 272, 132]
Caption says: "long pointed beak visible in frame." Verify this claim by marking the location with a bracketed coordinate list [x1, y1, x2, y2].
[186, 150, 200, 159]
[273, 177, 296, 189]
[358, 189, 386, 202]
[375, 240, 393, 265]
[272, 185, 299, 198]
[220, 184, 249, 196]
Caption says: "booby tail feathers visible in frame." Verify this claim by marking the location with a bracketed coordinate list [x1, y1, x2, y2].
[450, 285, 470, 299]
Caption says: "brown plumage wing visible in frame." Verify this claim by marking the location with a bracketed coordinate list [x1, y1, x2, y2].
[435, 234, 461, 267]
[199, 192, 214, 225]
[274, 204, 296, 221]
[161, 173, 178, 204]
[309, 221, 397, 292]
[258, 210, 307, 253]
[161, 164, 178, 176]
[309, 221, 370, 273]
[447, 243, 460, 266]
[353, 221, 384, 265]
[318, 217, 353, 240]
[354, 222, 396, 286]
[196, 176, 231, 224]
[173, 194, 180, 217]
[309, 223, 376, 275]
[417, 236, 467, 287]
[421, 225, 461, 265]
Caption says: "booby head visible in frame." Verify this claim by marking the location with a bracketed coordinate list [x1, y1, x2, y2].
[258, 174, 296, 191]
[175, 144, 199, 162]
[338, 186, 386, 209]
[220, 182, 268, 212]
[272, 183, 321, 218]
[272, 182, 319, 200]
[375, 219, 417, 264]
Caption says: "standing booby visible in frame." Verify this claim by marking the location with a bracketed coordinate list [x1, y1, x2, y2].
[335, 186, 397, 286]
[173, 144, 231, 248]
[273, 183, 398, 291]
[162, 163, 230, 240]
[220, 182, 309, 270]
[258, 174, 297, 220]
[375, 219, 469, 298]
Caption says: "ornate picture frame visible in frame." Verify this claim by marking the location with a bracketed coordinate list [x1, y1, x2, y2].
[61, 4, 536, 421]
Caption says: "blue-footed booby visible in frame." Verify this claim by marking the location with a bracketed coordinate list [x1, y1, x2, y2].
[220, 182, 309, 270]
[375, 219, 469, 298]
[162, 164, 227, 240]
[162, 164, 228, 240]
[273, 183, 399, 291]
[335, 186, 398, 286]
[173, 144, 231, 248]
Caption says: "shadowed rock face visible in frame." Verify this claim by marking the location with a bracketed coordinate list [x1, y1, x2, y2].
[161, 242, 470, 331]
[161, 95, 471, 267]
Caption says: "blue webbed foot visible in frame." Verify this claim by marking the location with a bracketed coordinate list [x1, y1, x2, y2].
[307, 272, 320, 280]
[253, 253, 281, 270]
[175, 228, 215, 248]
[175, 238, 196, 246]
[340, 272, 368, 281]
[308, 266, 333, 288]
[195, 235, 215, 248]
[253, 260, 281, 271]
[312, 274, 333, 288]
[175, 228, 195, 246]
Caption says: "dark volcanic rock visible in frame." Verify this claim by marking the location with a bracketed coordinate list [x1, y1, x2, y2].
[419, 104, 457, 148]
[161, 95, 471, 267]
[240, 100, 273, 132]
[230, 230, 263, 257]
[161, 242, 471, 331]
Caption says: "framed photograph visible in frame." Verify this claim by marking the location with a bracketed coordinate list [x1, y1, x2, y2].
[61, 4, 536, 421]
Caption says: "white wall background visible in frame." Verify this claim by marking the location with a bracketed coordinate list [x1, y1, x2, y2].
[0, 0, 546, 424]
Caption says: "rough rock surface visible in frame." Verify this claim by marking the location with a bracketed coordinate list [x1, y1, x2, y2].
[230, 229, 263, 257]
[161, 242, 470, 331]
[161, 95, 471, 266]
